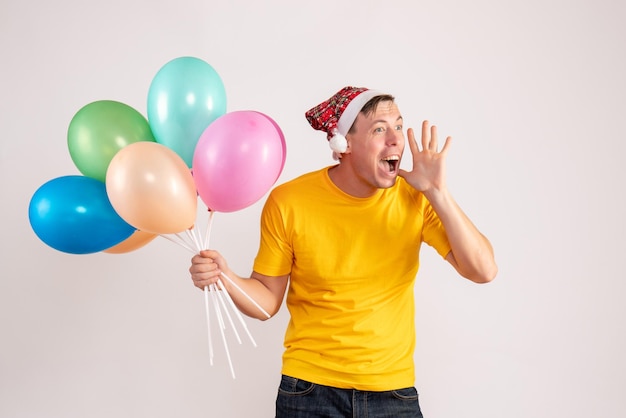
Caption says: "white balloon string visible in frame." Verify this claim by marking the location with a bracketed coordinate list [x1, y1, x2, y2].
[210, 284, 226, 329]
[208, 270, 242, 344]
[219, 272, 271, 319]
[175, 232, 197, 251]
[217, 278, 257, 347]
[159, 234, 195, 254]
[203, 286, 214, 365]
[214, 286, 242, 344]
[204, 210, 215, 250]
[186, 228, 202, 253]
[211, 282, 235, 379]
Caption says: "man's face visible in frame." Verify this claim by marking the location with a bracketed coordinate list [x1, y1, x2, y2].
[343, 101, 405, 193]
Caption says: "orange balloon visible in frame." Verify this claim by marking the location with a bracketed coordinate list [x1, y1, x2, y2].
[103, 230, 158, 254]
[106, 142, 197, 234]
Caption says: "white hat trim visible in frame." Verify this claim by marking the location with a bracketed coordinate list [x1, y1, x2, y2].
[335, 89, 384, 136]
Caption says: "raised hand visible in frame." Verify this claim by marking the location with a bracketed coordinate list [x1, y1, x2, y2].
[398, 120, 452, 194]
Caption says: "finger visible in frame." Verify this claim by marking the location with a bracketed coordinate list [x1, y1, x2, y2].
[421, 120, 430, 151]
[192, 255, 213, 266]
[439, 136, 452, 156]
[430, 125, 439, 152]
[406, 127, 419, 155]
[194, 278, 215, 290]
[199, 249, 215, 258]
[192, 269, 219, 283]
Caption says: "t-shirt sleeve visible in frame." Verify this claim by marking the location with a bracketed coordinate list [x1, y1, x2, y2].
[422, 201, 452, 259]
[252, 192, 293, 277]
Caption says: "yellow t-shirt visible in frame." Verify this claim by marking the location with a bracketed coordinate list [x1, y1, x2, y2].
[253, 166, 451, 391]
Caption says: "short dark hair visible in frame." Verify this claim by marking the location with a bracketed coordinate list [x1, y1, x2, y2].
[348, 94, 395, 134]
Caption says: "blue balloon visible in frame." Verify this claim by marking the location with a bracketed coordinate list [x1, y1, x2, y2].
[147, 56, 227, 167]
[29, 175, 135, 254]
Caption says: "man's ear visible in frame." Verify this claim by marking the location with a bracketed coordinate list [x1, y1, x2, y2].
[343, 137, 352, 154]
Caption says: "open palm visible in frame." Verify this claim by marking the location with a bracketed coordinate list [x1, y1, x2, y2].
[399, 120, 451, 193]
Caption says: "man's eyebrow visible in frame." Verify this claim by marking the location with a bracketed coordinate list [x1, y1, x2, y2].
[371, 116, 403, 124]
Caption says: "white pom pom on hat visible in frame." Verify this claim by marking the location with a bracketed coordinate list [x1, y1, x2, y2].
[305, 86, 385, 158]
[328, 129, 347, 153]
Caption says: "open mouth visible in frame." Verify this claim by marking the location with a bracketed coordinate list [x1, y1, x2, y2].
[381, 155, 400, 173]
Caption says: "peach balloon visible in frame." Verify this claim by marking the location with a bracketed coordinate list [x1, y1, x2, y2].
[106, 142, 197, 234]
[103, 230, 158, 254]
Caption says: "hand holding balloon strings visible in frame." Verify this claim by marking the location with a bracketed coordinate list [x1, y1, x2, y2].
[160, 212, 268, 380]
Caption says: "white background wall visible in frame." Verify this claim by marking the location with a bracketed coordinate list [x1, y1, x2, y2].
[2, 0, 625, 417]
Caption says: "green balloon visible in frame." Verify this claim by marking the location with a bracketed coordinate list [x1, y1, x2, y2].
[67, 100, 155, 182]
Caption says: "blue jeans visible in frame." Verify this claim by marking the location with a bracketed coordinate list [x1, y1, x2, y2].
[275, 375, 424, 417]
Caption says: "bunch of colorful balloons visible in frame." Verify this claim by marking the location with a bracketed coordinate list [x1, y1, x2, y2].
[29, 56, 286, 255]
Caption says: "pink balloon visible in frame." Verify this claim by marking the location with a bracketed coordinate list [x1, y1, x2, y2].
[254, 111, 287, 177]
[192, 111, 286, 212]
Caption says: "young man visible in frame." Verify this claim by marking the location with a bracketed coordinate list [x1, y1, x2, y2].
[189, 86, 497, 417]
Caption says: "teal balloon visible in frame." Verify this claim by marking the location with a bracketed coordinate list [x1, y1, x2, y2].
[147, 57, 227, 167]
[29, 176, 135, 254]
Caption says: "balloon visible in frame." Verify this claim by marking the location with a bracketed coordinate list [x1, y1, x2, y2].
[255, 111, 287, 176]
[192, 111, 286, 213]
[29, 176, 135, 254]
[103, 230, 157, 254]
[67, 100, 155, 182]
[106, 141, 197, 234]
[147, 56, 227, 167]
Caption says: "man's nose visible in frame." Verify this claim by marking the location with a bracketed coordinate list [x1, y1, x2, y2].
[386, 129, 400, 145]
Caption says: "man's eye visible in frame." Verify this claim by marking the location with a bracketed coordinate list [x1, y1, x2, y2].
[395, 125, 403, 131]
[374, 127, 385, 133]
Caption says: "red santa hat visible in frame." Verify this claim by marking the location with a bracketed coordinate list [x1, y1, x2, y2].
[305, 86, 384, 159]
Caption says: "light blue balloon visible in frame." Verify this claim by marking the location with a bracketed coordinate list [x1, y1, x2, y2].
[28, 176, 135, 254]
[147, 57, 227, 167]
